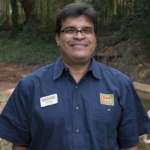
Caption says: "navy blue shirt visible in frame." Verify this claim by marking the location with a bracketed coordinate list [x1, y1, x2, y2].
[0, 58, 150, 150]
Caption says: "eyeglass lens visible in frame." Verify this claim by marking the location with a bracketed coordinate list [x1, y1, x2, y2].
[61, 27, 94, 34]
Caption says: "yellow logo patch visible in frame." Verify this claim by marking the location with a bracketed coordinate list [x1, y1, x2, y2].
[100, 93, 114, 106]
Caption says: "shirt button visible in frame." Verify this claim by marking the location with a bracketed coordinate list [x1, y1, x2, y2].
[75, 86, 78, 89]
[75, 128, 80, 133]
[75, 106, 80, 110]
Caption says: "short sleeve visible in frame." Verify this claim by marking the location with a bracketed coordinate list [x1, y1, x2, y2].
[117, 79, 150, 148]
[0, 80, 31, 146]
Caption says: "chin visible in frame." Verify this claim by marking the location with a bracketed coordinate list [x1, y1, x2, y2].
[73, 55, 91, 63]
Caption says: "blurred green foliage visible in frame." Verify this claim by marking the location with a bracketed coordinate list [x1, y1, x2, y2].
[0, 31, 59, 65]
[0, 0, 150, 64]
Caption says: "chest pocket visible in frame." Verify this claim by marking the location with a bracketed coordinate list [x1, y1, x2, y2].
[92, 102, 122, 127]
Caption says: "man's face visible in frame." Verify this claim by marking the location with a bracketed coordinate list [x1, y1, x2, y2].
[56, 16, 96, 64]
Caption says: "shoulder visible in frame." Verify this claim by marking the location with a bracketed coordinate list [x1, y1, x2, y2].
[18, 62, 55, 90]
[96, 61, 132, 87]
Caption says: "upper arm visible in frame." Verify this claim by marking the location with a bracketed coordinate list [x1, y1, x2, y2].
[117, 79, 150, 148]
[0, 81, 31, 146]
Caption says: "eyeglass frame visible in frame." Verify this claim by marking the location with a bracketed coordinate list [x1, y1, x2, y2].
[60, 26, 95, 35]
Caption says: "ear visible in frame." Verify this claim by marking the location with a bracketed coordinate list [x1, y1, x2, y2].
[55, 34, 60, 46]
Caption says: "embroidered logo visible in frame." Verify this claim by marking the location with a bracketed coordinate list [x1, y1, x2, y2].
[100, 93, 114, 106]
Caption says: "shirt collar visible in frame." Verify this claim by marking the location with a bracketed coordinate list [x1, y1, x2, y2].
[53, 57, 102, 80]
[88, 57, 102, 80]
[53, 57, 65, 80]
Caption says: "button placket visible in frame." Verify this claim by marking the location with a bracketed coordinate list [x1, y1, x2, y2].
[72, 84, 81, 134]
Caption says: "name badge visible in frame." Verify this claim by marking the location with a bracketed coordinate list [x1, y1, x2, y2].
[40, 94, 58, 107]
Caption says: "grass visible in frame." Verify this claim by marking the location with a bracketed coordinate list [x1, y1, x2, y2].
[0, 31, 59, 65]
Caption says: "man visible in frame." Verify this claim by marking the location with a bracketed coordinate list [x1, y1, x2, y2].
[0, 3, 150, 150]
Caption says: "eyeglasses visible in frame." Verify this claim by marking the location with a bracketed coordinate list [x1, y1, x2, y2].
[60, 27, 95, 35]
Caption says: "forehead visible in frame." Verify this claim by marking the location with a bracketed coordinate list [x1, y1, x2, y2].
[62, 16, 94, 28]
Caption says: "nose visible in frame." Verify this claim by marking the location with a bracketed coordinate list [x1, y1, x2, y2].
[73, 32, 85, 40]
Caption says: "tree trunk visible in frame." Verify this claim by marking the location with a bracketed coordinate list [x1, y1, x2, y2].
[20, 0, 34, 23]
[10, 0, 18, 27]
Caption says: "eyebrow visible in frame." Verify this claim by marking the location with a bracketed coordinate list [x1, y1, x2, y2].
[62, 25, 94, 28]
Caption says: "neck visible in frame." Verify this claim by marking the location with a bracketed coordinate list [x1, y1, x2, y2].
[64, 59, 91, 83]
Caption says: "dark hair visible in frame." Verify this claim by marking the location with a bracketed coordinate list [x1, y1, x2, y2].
[56, 3, 97, 35]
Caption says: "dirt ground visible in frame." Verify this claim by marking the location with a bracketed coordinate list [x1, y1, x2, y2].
[0, 63, 34, 94]
[0, 63, 34, 113]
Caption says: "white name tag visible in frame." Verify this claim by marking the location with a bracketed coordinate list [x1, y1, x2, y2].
[40, 94, 58, 107]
